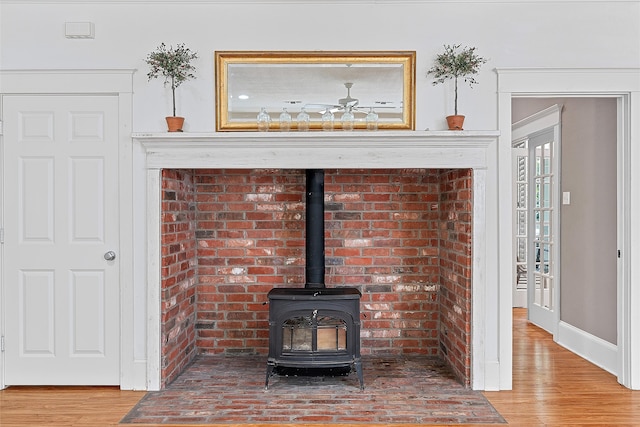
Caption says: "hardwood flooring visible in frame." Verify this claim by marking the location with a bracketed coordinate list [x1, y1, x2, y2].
[1, 308, 639, 426]
[484, 308, 640, 426]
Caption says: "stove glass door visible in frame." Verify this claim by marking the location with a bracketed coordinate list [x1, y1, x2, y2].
[282, 311, 347, 352]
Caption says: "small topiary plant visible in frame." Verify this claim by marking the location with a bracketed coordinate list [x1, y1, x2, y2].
[145, 43, 198, 117]
[427, 44, 487, 116]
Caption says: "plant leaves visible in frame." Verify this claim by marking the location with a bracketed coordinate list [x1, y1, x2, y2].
[145, 43, 198, 90]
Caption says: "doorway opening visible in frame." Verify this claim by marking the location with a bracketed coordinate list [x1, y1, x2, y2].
[510, 94, 621, 379]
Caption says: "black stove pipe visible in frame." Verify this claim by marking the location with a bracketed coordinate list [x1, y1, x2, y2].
[305, 169, 325, 289]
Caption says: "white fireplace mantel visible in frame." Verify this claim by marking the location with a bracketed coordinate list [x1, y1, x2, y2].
[133, 130, 498, 170]
[132, 130, 511, 391]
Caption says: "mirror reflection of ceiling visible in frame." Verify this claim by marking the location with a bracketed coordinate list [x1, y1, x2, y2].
[227, 63, 404, 121]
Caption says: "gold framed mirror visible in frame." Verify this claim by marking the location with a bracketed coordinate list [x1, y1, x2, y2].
[215, 51, 416, 132]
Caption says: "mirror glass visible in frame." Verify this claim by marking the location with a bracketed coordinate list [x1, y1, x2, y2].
[215, 51, 415, 131]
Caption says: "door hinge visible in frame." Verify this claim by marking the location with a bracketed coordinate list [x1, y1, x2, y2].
[618, 249, 621, 258]
[0, 228, 3, 244]
[1, 336, 5, 352]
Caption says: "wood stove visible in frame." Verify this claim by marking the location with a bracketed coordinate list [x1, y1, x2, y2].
[265, 288, 363, 389]
[265, 169, 364, 390]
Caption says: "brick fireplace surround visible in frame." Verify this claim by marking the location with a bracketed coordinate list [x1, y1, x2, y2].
[134, 131, 502, 391]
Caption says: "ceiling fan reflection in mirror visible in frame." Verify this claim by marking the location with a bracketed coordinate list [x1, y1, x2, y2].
[303, 82, 396, 115]
[300, 82, 398, 131]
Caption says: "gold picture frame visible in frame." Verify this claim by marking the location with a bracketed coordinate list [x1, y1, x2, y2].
[215, 51, 416, 132]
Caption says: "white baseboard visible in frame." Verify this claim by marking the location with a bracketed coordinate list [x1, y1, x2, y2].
[120, 360, 148, 390]
[557, 321, 618, 376]
[513, 289, 527, 308]
[480, 360, 502, 391]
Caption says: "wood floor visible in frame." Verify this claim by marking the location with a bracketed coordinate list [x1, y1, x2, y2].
[1, 308, 639, 426]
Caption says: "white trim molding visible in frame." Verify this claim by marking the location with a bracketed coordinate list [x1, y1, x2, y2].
[497, 68, 640, 95]
[0, 69, 135, 94]
[133, 130, 507, 391]
[2, 0, 636, 3]
[497, 67, 640, 390]
[512, 104, 563, 141]
[558, 321, 618, 375]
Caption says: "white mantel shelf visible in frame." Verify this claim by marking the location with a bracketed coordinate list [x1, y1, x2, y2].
[133, 130, 500, 170]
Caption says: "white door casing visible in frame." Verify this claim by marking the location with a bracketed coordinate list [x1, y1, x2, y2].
[498, 68, 640, 390]
[0, 70, 137, 390]
[3, 95, 120, 385]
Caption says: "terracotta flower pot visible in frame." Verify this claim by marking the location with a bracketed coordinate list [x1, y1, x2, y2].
[166, 116, 185, 132]
[446, 115, 465, 130]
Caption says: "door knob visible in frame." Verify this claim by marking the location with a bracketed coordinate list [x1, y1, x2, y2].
[104, 251, 117, 261]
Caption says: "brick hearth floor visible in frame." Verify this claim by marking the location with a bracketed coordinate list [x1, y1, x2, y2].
[121, 355, 505, 424]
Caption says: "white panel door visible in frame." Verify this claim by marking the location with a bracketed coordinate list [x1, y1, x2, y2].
[3, 95, 120, 385]
[527, 127, 560, 335]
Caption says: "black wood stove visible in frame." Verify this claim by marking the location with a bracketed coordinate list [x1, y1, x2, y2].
[265, 169, 364, 390]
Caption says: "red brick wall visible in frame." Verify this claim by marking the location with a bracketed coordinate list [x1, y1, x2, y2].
[438, 168, 473, 386]
[160, 168, 472, 386]
[334, 169, 442, 355]
[160, 169, 198, 387]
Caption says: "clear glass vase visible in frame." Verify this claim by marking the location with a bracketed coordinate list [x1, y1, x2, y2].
[341, 107, 355, 131]
[279, 108, 291, 132]
[321, 109, 334, 131]
[296, 108, 310, 132]
[257, 107, 271, 132]
[365, 108, 379, 131]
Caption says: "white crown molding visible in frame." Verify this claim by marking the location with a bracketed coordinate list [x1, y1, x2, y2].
[496, 67, 640, 94]
[0, 69, 136, 94]
[1, 0, 636, 4]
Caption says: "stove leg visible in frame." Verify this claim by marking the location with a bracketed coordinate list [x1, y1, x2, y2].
[354, 360, 364, 390]
[265, 364, 275, 390]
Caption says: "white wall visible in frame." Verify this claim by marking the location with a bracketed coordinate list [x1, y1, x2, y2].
[1, 0, 639, 133]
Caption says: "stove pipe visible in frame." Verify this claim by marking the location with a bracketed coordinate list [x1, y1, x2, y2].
[305, 169, 325, 289]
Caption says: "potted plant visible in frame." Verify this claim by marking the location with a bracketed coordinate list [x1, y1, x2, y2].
[145, 43, 198, 132]
[427, 44, 487, 130]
